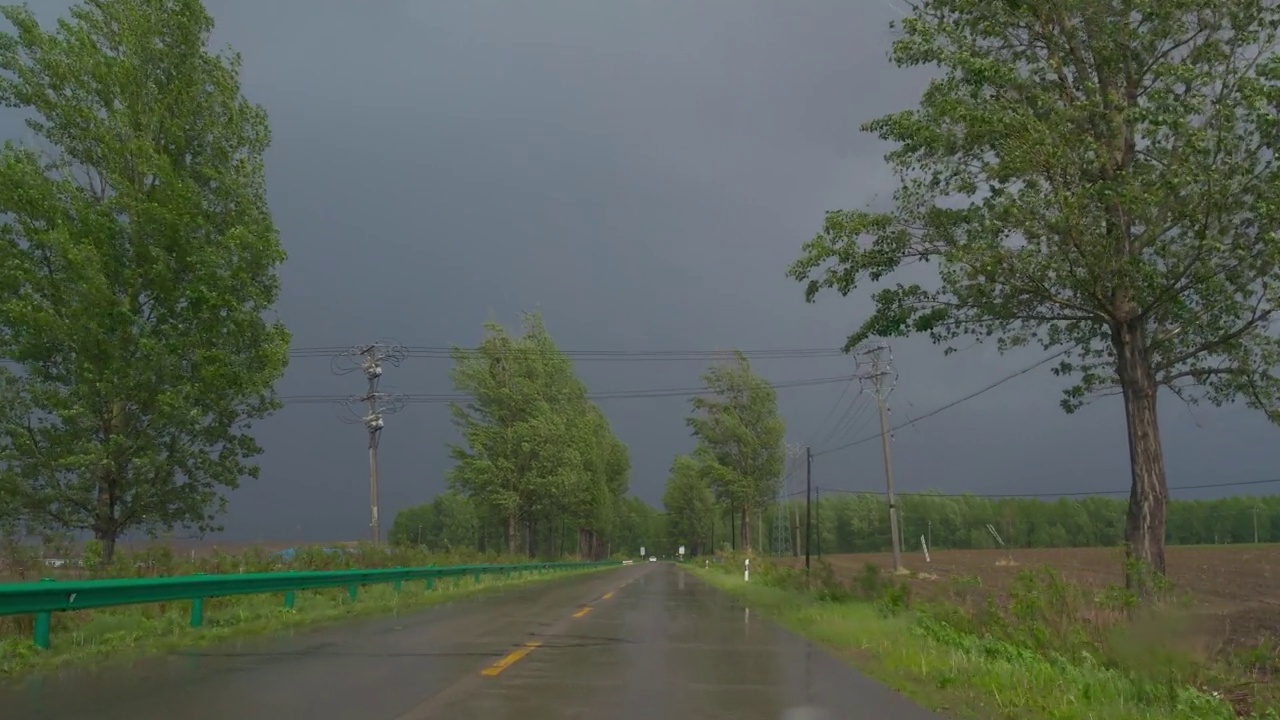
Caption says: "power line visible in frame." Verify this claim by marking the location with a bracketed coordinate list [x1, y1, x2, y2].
[816, 477, 1280, 500]
[813, 347, 1073, 458]
[278, 373, 857, 405]
[287, 345, 851, 362]
[804, 374, 858, 448]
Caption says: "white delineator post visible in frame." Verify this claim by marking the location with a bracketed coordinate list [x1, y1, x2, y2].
[744, 558, 750, 582]
[920, 535, 931, 563]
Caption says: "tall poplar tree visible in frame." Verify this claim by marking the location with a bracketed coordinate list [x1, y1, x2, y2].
[0, 0, 290, 560]
[685, 351, 785, 552]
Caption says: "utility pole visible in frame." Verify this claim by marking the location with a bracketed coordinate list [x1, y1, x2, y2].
[857, 342, 903, 572]
[805, 445, 813, 572]
[1254, 506, 1260, 544]
[334, 342, 407, 546]
[816, 486, 821, 558]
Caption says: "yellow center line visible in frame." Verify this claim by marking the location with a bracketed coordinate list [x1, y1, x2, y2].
[572, 606, 593, 618]
[601, 591, 615, 600]
[480, 641, 542, 677]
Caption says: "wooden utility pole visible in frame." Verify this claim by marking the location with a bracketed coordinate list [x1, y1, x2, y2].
[858, 342, 903, 572]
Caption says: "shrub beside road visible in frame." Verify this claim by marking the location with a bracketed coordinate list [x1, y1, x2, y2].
[692, 549, 1280, 720]
[0, 542, 613, 677]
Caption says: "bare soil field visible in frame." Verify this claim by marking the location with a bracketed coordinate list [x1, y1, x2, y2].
[803, 545, 1280, 655]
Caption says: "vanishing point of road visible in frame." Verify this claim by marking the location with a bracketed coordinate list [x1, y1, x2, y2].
[2, 563, 948, 719]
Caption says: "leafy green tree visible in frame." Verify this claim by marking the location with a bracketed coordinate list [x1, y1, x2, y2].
[787, 0, 1280, 590]
[662, 453, 715, 556]
[0, 0, 289, 562]
[686, 352, 786, 551]
[448, 311, 631, 558]
[568, 405, 631, 558]
[389, 491, 479, 551]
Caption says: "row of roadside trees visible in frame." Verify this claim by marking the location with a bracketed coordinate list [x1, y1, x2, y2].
[662, 352, 787, 556]
[422, 312, 634, 560]
[392, 345, 794, 562]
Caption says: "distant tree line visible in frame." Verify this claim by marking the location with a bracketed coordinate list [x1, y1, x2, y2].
[661, 491, 1280, 557]
[387, 490, 664, 559]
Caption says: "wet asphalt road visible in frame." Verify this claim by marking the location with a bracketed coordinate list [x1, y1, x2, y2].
[2, 563, 949, 719]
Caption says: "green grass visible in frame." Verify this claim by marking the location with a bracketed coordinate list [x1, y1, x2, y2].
[691, 562, 1273, 720]
[0, 563, 612, 678]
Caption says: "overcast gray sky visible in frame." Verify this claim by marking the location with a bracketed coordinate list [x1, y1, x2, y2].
[16, 0, 1280, 542]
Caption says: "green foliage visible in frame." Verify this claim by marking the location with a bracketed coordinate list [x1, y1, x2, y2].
[0, 0, 289, 561]
[446, 311, 632, 558]
[788, 0, 1280, 406]
[700, 559, 1265, 718]
[684, 351, 786, 551]
[787, 0, 1280, 581]
[661, 453, 715, 556]
[683, 490, 1280, 557]
[388, 491, 479, 552]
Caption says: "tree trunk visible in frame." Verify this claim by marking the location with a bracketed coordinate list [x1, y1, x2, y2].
[505, 513, 518, 556]
[1112, 318, 1170, 595]
[93, 528, 117, 566]
[739, 504, 752, 552]
[94, 477, 118, 564]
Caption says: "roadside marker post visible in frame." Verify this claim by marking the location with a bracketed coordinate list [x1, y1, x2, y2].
[744, 558, 750, 582]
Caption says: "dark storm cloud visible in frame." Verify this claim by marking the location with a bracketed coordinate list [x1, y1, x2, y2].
[11, 0, 1279, 542]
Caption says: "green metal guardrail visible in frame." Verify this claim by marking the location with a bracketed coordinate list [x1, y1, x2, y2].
[0, 560, 617, 649]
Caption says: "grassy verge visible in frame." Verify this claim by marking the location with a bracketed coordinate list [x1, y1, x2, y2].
[690, 558, 1276, 720]
[0, 543, 614, 678]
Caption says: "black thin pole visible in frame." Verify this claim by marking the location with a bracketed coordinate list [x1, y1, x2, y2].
[805, 446, 812, 572]
[816, 486, 821, 558]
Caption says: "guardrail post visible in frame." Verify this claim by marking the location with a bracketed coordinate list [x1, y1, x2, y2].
[32, 578, 55, 650]
[190, 573, 207, 628]
[347, 585, 358, 601]
[473, 571, 480, 585]
[425, 576, 434, 591]
[284, 591, 295, 610]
